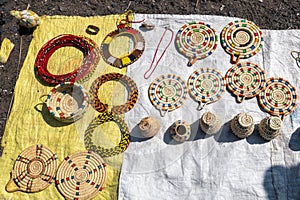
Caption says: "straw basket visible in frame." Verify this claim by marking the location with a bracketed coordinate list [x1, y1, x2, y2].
[46, 82, 89, 122]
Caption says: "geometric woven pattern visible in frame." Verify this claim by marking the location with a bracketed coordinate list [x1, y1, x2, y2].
[188, 68, 225, 109]
[89, 73, 138, 114]
[55, 151, 106, 200]
[46, 82, 89, 123]
[148, 74, 187, 116]
[225, 62, 266, 102]
[9, 144, 58, 193]
[101, 28, 145, 68]
[176, 22, 218, 66]
[221, 19, 263, 63]
[258, 77, 298, 117]
[84, 112, 130, 157]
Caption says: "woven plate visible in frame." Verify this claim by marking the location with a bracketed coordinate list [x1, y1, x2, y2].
[225, 62, 266, 102]
[176, 22, 218, 66]
[84, 112, 130, 157]
[149, 74, 187, 116]
[221, 19, 263, 63]
[56, 151, 106, 200]
[258, 77, 298, 117]
[101, 28, 145, 68]
[6, 145, 58, 193]
[188, 68, 225, 109]
[46, 82, 89, 122]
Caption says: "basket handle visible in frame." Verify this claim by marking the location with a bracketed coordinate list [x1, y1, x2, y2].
[39, 94, 48, 102]
[159, 108, 168, 117]
[197, 101, 207, 111]
[236, 96, 245, 103]
[187, 57, 197, 67]
[5, 178, 20, 193]
[231, 54, 240, 64]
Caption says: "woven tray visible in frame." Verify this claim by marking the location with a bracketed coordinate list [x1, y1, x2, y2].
[176, 22, 218, 66]
[149, 74, 187, 116]
[258, 77, 298, 118]
[188, 68, 225, 110]
[46, 82, 89, 122]
[221, 19, 263, 63]
[225, 62, 266, 103]
[55, 151, 106, 200]
[6, 144, 58, 193]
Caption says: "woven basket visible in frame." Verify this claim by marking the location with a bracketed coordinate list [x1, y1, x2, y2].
[230, 113, 254, 138]
[46, 82, 89, 122]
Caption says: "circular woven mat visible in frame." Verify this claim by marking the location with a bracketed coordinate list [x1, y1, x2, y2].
[84, 112, 130, 157]
[176, 22, 218, 65]
[89, 73, 138, 114]
[221, 19, 263, 62]
[101, 28, 145, 68]
[47, 82, 89, 122]
[225, 62, 266, 102]
[258, 77, 298, 117]
[10, 144, 58, 192]
[188, 68, 225, 108]
[56, 151, 106, 200]
[148, 74, 187, 116]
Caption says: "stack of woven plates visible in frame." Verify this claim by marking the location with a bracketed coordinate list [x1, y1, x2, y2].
[46, 82, 89, 122]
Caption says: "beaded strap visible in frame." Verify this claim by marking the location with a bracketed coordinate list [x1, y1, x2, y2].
[35, 34, 100, 85]
[84, 112, 130, 157]
[89, 73, 138, 114]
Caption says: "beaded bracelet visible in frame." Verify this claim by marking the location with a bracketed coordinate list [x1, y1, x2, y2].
[84, 112, 130, 157]
[89, 73, 138, 114]
[35, 34, 100, 85]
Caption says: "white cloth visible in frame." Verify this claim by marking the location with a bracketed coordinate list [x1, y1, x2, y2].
[119, 14, 300, 200]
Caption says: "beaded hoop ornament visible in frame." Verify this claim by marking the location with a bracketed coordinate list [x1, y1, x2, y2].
[35, 34, 100, 85]
[101, 28, 145, 68]
[258, 77, 298, 118]
[188, 68, 225, 110]
[84, 112, 130, 157]
[225, 62, 266, 103]
[221, 19, 263, 64]
[55, 151, 106, 200]
[149, 74, 188, 117]
[89, 73, 138, 114]
[6, 145, 58, 193]
[176, 22, 218, 66]
[46, 82, 89, 123]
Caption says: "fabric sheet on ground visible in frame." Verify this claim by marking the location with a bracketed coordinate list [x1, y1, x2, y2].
[119, 14, 300, 200]
[0, 15, 128, 199]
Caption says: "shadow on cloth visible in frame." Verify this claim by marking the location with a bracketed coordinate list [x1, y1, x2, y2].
[214, 121, 240, 143]
[34, 102, 72, 127]
[264, 164, 300, 199]
[246, 124, 269, 145]
[129, 124, 153, 142]
[289, 127, 300, 151]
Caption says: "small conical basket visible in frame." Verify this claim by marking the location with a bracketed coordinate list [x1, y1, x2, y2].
[231, 113, 254, 138]
[170, 120, 191, 142]
[46, 82, 89, 122]
[199, 111, 222, 135]
[258, 116, 282, 140]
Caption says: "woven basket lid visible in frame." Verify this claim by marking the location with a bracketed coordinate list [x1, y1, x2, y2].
[149, 74, 187, 116]
[176, 22, 218, 65]
[56, 151, 106, 200]
[6, 144, 58, 193]
[221, 19, 263, 62]
[46, 82, 89, 122]
[225, 62, 266, 102]
[188, 68, 225, 109]
[258, 77, 298, 117]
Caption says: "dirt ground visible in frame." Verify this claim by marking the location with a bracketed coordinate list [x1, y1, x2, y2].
[0, 0, 299, 155]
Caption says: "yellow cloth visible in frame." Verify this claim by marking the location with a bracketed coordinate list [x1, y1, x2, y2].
[0, 15, 130, 199]
[0, 38, 15, 64]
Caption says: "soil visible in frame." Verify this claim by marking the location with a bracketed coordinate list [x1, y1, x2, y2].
[0, 0, 299, 155]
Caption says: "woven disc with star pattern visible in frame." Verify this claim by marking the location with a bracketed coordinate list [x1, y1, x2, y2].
[221, 19, 263, 62]
[225, 62, 266, 102]
[258, 77, 298, 117]
[149, 74, 187, 114]
[9, 144, 58, 193]
[55, 151, 106, 200]
[188, 68, 225, 105]
[176, 22, 218, 65]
